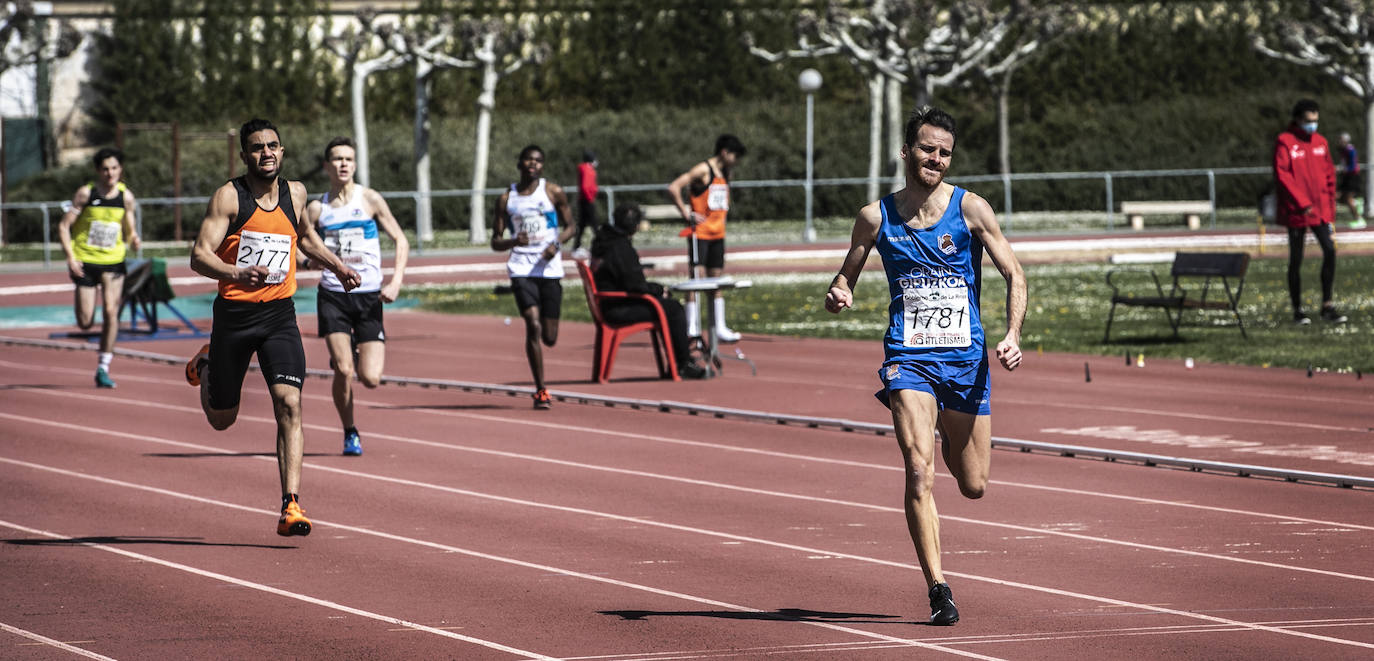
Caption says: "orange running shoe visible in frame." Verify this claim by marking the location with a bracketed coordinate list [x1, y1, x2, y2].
[277, 499, 312, 537]
[532, 388, 552, 410]
[185, 344, 210, 386]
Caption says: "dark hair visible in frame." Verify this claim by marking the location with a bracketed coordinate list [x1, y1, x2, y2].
[92, 147, 123, 168]
[582, 149, 597, 163]
[714, 134, 747, 157]
[1291, 99, 1320, 119]
[323, 136, 355, 160]
[904, 106, 958, 148]
[239, 118, 279, 151]
[518, 144, 544, 161]
[612, 203, 643, 234]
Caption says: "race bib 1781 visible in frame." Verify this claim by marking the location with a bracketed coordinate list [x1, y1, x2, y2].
[902, 285, 971, 348]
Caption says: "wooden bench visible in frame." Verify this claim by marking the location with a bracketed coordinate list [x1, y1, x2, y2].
[1103, 251, 1249, 341]
[1120, 200, 1212, 231]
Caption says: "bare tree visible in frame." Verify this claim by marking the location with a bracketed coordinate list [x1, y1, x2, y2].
[323, 8, 410, 188]
[1252, 0, 1374, 221]
[451, 17, 548, 244]
[976, 3, 1081, 176]
[750, 1, 1032, 195]
[401, 15, 475, 244]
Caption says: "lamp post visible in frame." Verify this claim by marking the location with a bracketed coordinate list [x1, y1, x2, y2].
[798, 68, 822, 243]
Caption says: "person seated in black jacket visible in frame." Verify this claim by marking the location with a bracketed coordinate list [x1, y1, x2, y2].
[590, 204, 708, 379]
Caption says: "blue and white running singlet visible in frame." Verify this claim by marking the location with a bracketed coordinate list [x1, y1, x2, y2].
[875, 187, 985, 363]
[316, 191, 382, 293]
[504, 178, 563, 279]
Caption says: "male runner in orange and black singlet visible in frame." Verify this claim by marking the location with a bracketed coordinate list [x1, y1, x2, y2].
[185, 118, 360, 537]
[667, 134, 746, 342]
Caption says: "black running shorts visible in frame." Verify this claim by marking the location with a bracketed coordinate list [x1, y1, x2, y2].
[687, 237, 725, 270]
[317, 288, 385, 343]
[510, 277, 562, 319]
[207, 296, 306, 410]
[69, 261, 126, 288]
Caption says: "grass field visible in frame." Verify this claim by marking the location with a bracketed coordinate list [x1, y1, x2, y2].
[416, 253, 1374, 373]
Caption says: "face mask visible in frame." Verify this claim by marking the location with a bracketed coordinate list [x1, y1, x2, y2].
[1301, 122, 1319, 134]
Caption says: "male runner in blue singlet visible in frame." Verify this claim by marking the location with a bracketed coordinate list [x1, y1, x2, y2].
[824, 107, 1027, 626]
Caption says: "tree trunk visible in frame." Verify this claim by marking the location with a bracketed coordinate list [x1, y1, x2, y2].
[414, 59, 434, 243]
[885, 75, 904, 192]
[1365, 94, 1374, 220]
[867, 74, 883, 202]
[351, 63, 371, 187]
[468, 62, 499, 244]
[998, 70, 1012, 176]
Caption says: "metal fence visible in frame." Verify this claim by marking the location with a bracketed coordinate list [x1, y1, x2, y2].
[5, 163, 1363, 267]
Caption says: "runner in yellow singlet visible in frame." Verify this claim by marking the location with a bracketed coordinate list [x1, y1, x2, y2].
[57, 147, 141, 388]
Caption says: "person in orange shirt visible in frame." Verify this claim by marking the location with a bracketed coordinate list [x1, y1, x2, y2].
[667, 134, 747, 342]
[185, 118, 360, 537]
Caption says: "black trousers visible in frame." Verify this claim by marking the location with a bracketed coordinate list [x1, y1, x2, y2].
[573, 197, 599, 250]
[1286, 224, 1336, 311]
[602, 297, 691, 365]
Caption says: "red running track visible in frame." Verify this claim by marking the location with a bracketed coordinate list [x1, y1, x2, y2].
[1, 310, 1372, 659]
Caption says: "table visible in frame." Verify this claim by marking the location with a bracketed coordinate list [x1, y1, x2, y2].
[671, 276, 756, 377]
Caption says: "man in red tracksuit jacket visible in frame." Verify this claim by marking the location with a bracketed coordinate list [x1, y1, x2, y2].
[1274, 98, 1346, 324]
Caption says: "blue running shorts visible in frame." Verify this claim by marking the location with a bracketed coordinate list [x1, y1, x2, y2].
[875, 355, 991, 415]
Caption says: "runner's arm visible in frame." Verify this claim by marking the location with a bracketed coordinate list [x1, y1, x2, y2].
[368, 188, 410, 303]
[121, 189, 142, 253]
[190, 184, 258, 284]
[666, 162, 709, 225]
[57, 186, 91, 278]
[825, 201, 881, 314]
[545, 182, 576, 260]
[490, 191, 523, 251]
[964, 192, 1025, 371]
[292, 182, 360, 291]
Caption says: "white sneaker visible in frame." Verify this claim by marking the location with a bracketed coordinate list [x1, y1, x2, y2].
[715, 326, 741, 343]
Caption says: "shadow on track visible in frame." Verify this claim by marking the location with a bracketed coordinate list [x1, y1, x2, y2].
[5, 535, 293, 550]
[600, 607, 903, 624]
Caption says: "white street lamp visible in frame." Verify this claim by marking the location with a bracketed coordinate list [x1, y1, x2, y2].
[798, 68, 822, 243]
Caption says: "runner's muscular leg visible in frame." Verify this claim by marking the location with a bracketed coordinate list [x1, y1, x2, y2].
[270, 382, 304, 496]
[891, 388, 945, 588]
[98, 272, 123, 353]
[520, 305, 545, 388]
[541, 317, 559, 347]
[936, 410, 991, 499]
[74, 285, 97, 329]
[325, 332, 356, 428]
[355, 341, 385, 389]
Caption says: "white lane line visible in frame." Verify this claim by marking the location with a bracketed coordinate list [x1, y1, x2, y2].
[2, 369, 1370, 535]
[1005, 397, 1368, 434]
[5, 420, 1374, 653]
[0, 457, 1001, 659]
[0, 621, 118, 660]
[6, 385, 1374, 573]
[0, 519, 560, 661]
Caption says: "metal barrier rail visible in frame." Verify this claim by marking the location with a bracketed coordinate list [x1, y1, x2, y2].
[11, 161, 1362, 266]
[3, 334, 1370, 491]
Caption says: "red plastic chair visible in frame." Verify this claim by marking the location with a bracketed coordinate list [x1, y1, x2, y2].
[576, 260, 680, 383]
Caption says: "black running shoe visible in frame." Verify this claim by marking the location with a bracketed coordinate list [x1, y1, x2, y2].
[1294, 311, 1312, 325]
[1320, 307, 1348, 324]
[928, 583, 959, 625]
